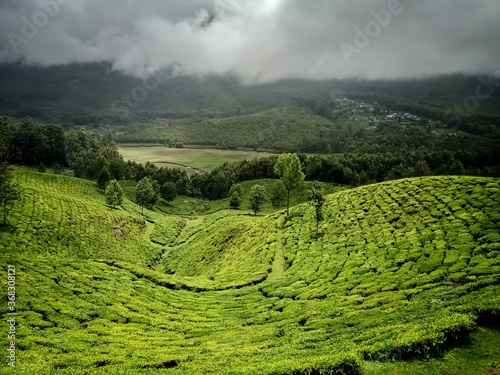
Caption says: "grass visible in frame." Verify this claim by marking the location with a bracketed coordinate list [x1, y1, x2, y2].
[363, 327, 500, 375]
[0, 169, 499, 374]
[118, 146, 274, 174]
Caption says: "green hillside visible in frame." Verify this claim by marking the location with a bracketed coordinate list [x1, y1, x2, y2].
[1, 63, 499, 126]
[1, 170, 500, 374]
[109, 107, 346, 151]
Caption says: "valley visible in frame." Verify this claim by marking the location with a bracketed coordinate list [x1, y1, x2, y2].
[118, 146, 274, 175]
[1, 168, 499, 374]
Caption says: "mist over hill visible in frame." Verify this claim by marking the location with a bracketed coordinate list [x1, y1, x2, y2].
[0, 62, 499, 127]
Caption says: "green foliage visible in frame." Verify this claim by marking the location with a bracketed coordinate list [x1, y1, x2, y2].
[65, 129, 124, 179]
[270, 179, 287, 210]
[229, 183, 243, 197]
[160, 181, 177, 204]
[105, 180, 123, 208]
[2, 169, 500, 374]
[229, 191, 242, 209]
[97, 167, 111, 189]
[0, 167, 157, 264]
[444, 159, 465, 175]
[175, 175, 190, 195]
[0, 162, 19, 225]
[414, 160, 431, 177]
[38, 163, 46, 173]
[308, 181, 325, 234]
[229, 184, 243, 209]
[249, 184, 267, 215]
[135, 177, 154, 214]
[274, 153, 305, 215]
[150, 179, 160, 205]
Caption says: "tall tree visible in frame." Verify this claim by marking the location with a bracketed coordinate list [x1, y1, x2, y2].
[97, 167, 111, 189]
[161, 182, 177, 204]
[150, 179, 161, 206]
[136, 177, 154, 214]
[228, 183, 243, 209]
[175, 175, 191, 196]
[249, 184, 267, 216]
[273, 153, 305, 215]
[308, 181, 325, 235]
[105, 180, 123, 208]
[229, 191, 242, 209]
[229, 183, 243, 197]
[0, 162, 19, 225]
[270, 179, 287, 210]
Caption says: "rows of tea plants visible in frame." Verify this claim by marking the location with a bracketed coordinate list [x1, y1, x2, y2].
[0, 168, 161, 266]
[161, 211, 276, 288]
[1, 170, 499, 374]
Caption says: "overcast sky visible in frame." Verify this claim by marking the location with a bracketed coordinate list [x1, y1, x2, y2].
[0, 0, 499, 82]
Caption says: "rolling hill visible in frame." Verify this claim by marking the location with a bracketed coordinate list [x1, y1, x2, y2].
[1, 169, 499, 374]
[1, 63, 499, 127]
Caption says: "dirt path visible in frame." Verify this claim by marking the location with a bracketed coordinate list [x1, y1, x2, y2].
[267, 231, 285, 281]
[142, 221, 162, 247]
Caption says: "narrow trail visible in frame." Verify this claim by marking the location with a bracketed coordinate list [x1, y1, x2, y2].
[142, 221, 162, 247]
[141, 221, 169, 272]
[267, 231, 285, 282]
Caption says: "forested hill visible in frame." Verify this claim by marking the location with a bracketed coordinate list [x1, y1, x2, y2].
[0, 62, 499, 126]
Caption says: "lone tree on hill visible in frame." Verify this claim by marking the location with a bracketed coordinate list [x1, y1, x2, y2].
[229, 191, 242, 209]
[136, 177, 154, 214]
[229, 183, 243, 197]
[308, 181, 325, 235]
[0, 162, 19, 225]
[105, 180, 123, 208]
[249, 184, 267, 216]
[161, 182, 177, 204]
[97, 167, 111, 189]
[270, 179, 287, 210]
[273, 153, 305, 215]
[229, 184, 243, 209]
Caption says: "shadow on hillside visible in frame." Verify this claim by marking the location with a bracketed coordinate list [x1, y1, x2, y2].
[0, 223, 15, 233]
[477, 309, 500, 331]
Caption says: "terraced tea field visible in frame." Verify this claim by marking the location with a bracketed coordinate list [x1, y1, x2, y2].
[1, 170, 499, 374]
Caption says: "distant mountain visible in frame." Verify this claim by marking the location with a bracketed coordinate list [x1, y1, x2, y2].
[0, 62, 499, 126]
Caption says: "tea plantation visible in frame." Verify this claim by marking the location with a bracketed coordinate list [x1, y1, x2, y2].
[1, 169, 500, 374]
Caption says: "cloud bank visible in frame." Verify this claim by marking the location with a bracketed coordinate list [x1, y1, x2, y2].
[0, 0, 499, 82]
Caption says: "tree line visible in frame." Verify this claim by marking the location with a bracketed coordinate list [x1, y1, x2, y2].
[1, 116, 499, 211]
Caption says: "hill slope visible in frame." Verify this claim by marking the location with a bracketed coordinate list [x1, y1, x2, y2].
[1, 171, 499, 374]
[1, 63, 499, 125]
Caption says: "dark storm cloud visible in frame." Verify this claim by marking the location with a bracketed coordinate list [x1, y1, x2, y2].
[0, 0, 499, 81]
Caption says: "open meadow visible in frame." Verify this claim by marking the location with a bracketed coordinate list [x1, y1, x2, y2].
[1, 168, 499, 374]
[118, 146, 274, 175]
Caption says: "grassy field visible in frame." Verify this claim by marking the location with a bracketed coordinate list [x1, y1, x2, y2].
[118, 146, 274, 174]
[1, 169, 499, 374]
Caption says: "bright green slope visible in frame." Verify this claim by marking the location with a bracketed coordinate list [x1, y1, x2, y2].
[0, 170, 499, 375]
